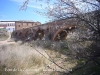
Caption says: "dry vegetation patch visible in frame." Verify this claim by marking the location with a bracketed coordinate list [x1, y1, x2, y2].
[0, 40, 79, 75]
[0, 43, 49, 75]
[0, 29, 8, 40]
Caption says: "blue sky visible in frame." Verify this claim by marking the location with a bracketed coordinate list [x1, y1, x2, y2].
[0, 0, 50, 24]
[0, 0, 98, 24]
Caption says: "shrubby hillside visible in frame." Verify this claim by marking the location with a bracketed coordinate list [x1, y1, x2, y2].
[0, 29, 9, 41]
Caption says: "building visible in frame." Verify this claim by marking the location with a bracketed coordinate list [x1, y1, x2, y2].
[0, 21, 15, 32]
[0, 25, 7, 29]
[0, 20, 41, 32]
[15, 21, 41, 31]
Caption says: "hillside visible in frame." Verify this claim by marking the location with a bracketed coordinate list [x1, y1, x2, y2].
[0, 29, 9, 41]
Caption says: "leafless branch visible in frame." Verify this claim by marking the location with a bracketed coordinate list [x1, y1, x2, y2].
[19, 0, 29, 10]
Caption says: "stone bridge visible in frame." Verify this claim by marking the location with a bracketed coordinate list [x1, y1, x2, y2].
[12, 18, 78, 41]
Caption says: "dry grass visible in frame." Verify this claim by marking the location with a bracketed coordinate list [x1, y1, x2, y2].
[0, 42, 49, 75]
[0, 34, 9, 41]
[0, 40, 78, 75]
[0, 29, 9, 41]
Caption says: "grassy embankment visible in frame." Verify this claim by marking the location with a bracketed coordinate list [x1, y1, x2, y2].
[0, 40, 78, 75]
[0, 29, 9, 41]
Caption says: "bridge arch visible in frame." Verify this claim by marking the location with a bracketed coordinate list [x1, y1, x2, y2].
[19, 32, 22, 36]
[34, 29, 45, 40]
[24, 30, 30, 37]
[14, 32, 17, 36]
[52, 25, 76, 41]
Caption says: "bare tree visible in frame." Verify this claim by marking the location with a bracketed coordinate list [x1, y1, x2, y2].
[20, 0, 100, 75]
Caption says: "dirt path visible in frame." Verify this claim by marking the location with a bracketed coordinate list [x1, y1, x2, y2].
[0, 32, 15, 45]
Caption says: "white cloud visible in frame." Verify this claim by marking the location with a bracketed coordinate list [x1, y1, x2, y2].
[27, 4, 42, 9]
